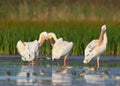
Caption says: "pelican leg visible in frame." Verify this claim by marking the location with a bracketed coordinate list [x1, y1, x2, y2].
[97, 56, 100, 70]
[36, 51, 39, 60]
[64, 56, 67, 67]
[32, 60, 35, 65]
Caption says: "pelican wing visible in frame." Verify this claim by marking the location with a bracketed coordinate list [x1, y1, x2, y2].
[17, 40, 39, 61]
[29, 40, 39, 59]
[85, 40, 98, 56]
[84, 40, 98, 63]
[54, 38, 63, 46]
[52, 38, 64, 59]
[52, 38, 73, 60]
[16, 40, 29, 61]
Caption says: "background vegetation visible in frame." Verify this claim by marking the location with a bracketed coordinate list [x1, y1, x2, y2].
[0, 20, 120, 55]
[0, 0, 120, 21]
[0, 0, 120, 55]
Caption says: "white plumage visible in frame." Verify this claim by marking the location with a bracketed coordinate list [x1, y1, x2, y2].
[17, 40, 30, 60]
[16, 31, 47, 64]
[52, 38, 73, 60]
[23, 40, 39, 61]
[17, 40, 39, 62]
[83, 25, 107, 69]
[48, 33, 73, 66]
[84, 40, 99, 63]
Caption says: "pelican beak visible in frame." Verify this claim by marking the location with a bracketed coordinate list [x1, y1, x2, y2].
[45, 36, 49, 40]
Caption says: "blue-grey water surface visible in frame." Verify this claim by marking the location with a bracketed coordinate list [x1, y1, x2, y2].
[0, 55, 120, 86]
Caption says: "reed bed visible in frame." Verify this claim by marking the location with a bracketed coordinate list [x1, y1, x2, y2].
[0, 20, 120, 55]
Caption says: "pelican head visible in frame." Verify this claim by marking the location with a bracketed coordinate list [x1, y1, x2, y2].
[101, 25, 107, 32]
[39, 31, 48, 41]
[47, 32, 57, 41]
[39, 31, 47, 40]
[48, 32, 56, 39]
[38, 31, 48, 47]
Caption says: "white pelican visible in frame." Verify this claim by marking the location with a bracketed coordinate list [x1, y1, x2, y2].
[83, 25, 107, 69]
[16, 31, 47, 65]
[48, 32, 73, 66]
[22, 40, 39, 61]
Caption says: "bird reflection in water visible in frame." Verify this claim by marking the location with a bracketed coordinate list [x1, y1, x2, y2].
[79, 67, 110, 85]
[26, 72, 30, 82]
[56, 66, 68, 74]
[80, 67, 110, 75]
[54, 66, 69, 85]
[52, 65, 73, 86]
[6, 71, 11, 81]
[16, 65, 37, 85]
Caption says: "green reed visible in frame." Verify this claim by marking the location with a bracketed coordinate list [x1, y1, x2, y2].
[0, 20, 120, 55]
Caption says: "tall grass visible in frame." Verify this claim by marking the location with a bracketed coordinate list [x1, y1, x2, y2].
[0, 20, 120, 55]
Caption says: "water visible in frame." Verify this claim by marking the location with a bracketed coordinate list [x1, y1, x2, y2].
[0, 55, 120, 86]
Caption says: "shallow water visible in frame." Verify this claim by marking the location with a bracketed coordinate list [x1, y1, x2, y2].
[0, 55, 120, 86]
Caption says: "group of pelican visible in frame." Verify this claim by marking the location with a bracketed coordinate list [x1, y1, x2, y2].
[17, 24, 107, 69]
[17, 31, 73, 66]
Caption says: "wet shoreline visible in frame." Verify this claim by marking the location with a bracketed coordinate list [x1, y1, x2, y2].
[0, 55, 120, 60]
[0, 55, 120, 65]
